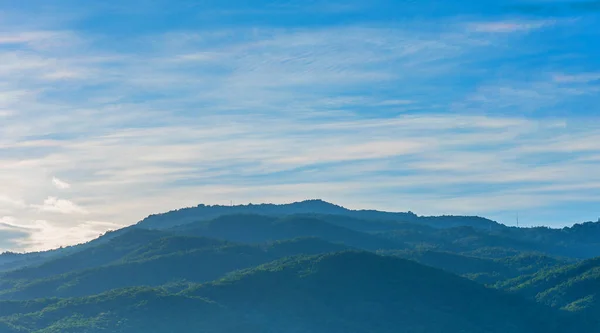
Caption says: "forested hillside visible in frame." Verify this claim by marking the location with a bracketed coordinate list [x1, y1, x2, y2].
[1, 200, 600, 332]
[0, 252, 586, 333]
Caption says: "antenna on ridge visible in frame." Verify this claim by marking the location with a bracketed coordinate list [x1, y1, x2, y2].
[517, 212, 520, 228]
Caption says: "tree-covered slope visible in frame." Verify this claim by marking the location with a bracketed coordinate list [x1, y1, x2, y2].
[498, 256, 600, 320]
[381, 249, 568, 285]
[0, 288, 227, 333]
[3, 201, 600, 333]
[184, 251, 585, 332]
[171, 214, 404, 251]
[0, 251, 583, 333]
[0, 237, 348, 300]
[379, 223, 600, 260]
[1, 229, 170, 281]
[0, 226, 145, 273]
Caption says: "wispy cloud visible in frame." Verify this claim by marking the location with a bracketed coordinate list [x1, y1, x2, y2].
[32, 197, 88, 215]
[0, 2, 598, 251]
[468, 20, 554, 33]
[553, 72, 600, 83]
[0, 217, 121, 252]
[0, 216, 31, 252]
[0, 31, 76, 48]
[52, 177, 71, 190]
[0, 196, 26, 209]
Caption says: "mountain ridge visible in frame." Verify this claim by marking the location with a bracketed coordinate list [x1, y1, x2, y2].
[136, 199, 503, 231]
[1, 201, 600, 331]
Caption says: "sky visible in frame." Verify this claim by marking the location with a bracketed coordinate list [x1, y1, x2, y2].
[1, 0, 599, 252]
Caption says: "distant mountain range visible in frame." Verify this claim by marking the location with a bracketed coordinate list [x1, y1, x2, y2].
[1, 199, 600, 332]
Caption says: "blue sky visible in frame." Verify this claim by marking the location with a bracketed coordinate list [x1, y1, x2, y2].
[1, 0, 599, 251]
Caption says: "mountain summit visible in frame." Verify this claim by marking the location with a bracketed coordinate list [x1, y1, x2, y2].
[136, 199, 502, 230]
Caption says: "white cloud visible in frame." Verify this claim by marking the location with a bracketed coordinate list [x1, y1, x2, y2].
[16, 219, 122, 252]
[0, 11, 599, 251]
[0, 216, 32, 252]
[0, 216, 18, 227]
[553, 72, 600, 83]
[2, 112, 600, 250]
[468, 20, 553, 33]
[454, 75, 598, 114]
[0, 109, 14, 117]
[375, 99, 415, 106]
[0, 217, 123, 252]
[0, 195, 26, 209]
[32, 197, 88, 215]
[0, 31, 63, 45]
[52, 177, 71, 190]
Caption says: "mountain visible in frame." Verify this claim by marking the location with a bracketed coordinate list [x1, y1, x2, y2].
[0, 288, 224, 333]
[1, 229, 169, 281]
[134, 199, 600, 259]
[493, 223, 600, 258]
[186, 251, 580, 332]
[9, 199, 600, 277]
[0, 252, 584, 333]
[0, 233, 349, 300]
[0, 253, 49, 273]
[137, 199, 502, 230]
[379, 223, 600, 260]
[137, 200, 341, 228]
[0, 218, 569, 301]
[278, 213, 408, 233]
[170, 214, 404, 251]
[0, 226, 142, 273]
[498, 256, 600, 321]
[3, 200, 600, 332]
[383, 249, 568, 285]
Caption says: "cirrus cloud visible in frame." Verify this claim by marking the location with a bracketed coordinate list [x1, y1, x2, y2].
[0, 1, 599, 251]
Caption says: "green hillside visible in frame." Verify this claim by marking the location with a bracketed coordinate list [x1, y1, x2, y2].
[0, 235, 348, 300]
[0, 252, 586, 333]
[171, 214, 404, 250]
[382, 249, 567, 284]
[2, 202, 600, 332]
[499, 257, 600, 322]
